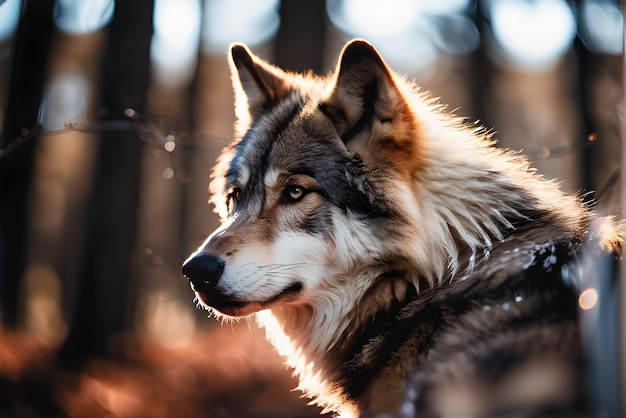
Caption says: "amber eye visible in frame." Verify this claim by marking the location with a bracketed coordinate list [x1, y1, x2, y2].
[226, 187, 241, 213]
[281, 185, 307, 204]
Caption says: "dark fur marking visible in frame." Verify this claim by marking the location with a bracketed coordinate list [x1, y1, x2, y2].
[339, 241, 581, 402]
[275, 130, 396, 219]
[318, 101, 346, 131]
[227, 95, 305, 212]
[296, 201, 335, 234]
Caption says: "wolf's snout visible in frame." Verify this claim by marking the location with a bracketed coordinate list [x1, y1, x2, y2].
[182, 252, 224, 292]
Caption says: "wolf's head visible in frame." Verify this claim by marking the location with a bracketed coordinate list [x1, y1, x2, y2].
[183, 40, 429, 319]
[181, 39, 588, 324]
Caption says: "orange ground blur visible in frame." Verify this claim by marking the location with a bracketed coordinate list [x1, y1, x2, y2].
[0, 324, 327, 417]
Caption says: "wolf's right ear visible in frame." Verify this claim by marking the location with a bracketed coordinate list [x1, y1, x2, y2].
[229, 43, 291, 126]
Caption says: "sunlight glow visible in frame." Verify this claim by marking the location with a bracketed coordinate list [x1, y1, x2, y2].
[326, 0, 476, 74]
[579, 288, 598, 311]
[256, 309, 342, 415]
[151, 0, 202, 88]
[201, 0, 280, 54]
[39, 72, 90, 131]
[338, 0, 421, 38]
[489, 0, 576, 71]
[581, 0, 623, 55]
[0, 0, 20, 40]
[255, 310, 293, 358]
[329, 0, 471, 38]
[54, 0, 115, 34]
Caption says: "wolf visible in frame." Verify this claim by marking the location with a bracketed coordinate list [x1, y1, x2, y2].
[182, 39, 623, 417]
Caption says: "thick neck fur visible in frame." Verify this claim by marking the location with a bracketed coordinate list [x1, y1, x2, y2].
[256, 96, 590, 415]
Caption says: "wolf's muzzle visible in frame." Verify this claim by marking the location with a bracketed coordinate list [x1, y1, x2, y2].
[181, 252, 224, 293]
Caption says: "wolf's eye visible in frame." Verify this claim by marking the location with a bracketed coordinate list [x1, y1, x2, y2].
[226, 187, 241, 213]
[281, 185, 307, 204]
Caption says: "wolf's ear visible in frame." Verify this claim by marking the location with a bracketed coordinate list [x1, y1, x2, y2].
[323, 40, 416, 169]
[229, 43, 291, 124]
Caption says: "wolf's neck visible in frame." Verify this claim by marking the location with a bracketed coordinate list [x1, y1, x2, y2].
[411, 165, 527, 282]
[257, 302, 364, 416]
[405, 130, 586, 286]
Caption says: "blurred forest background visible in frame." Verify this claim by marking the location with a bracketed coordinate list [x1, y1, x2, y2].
[0, 0, 624, 417]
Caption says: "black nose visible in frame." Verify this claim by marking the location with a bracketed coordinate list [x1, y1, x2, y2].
[182, 252, 224, 293]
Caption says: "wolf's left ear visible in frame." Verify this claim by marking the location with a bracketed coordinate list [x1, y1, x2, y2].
[323, 40, 415, 164]
[229, 43, 292, 125]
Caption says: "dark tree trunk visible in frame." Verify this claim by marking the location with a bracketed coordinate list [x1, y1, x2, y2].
[58, 0, 154, 368]
[275, 0, 327, 73]
[0, 0, 55, 329]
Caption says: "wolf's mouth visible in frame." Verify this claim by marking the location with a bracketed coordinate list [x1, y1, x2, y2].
[194, 282, 303, 317]
[264, 282, 303, 305]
